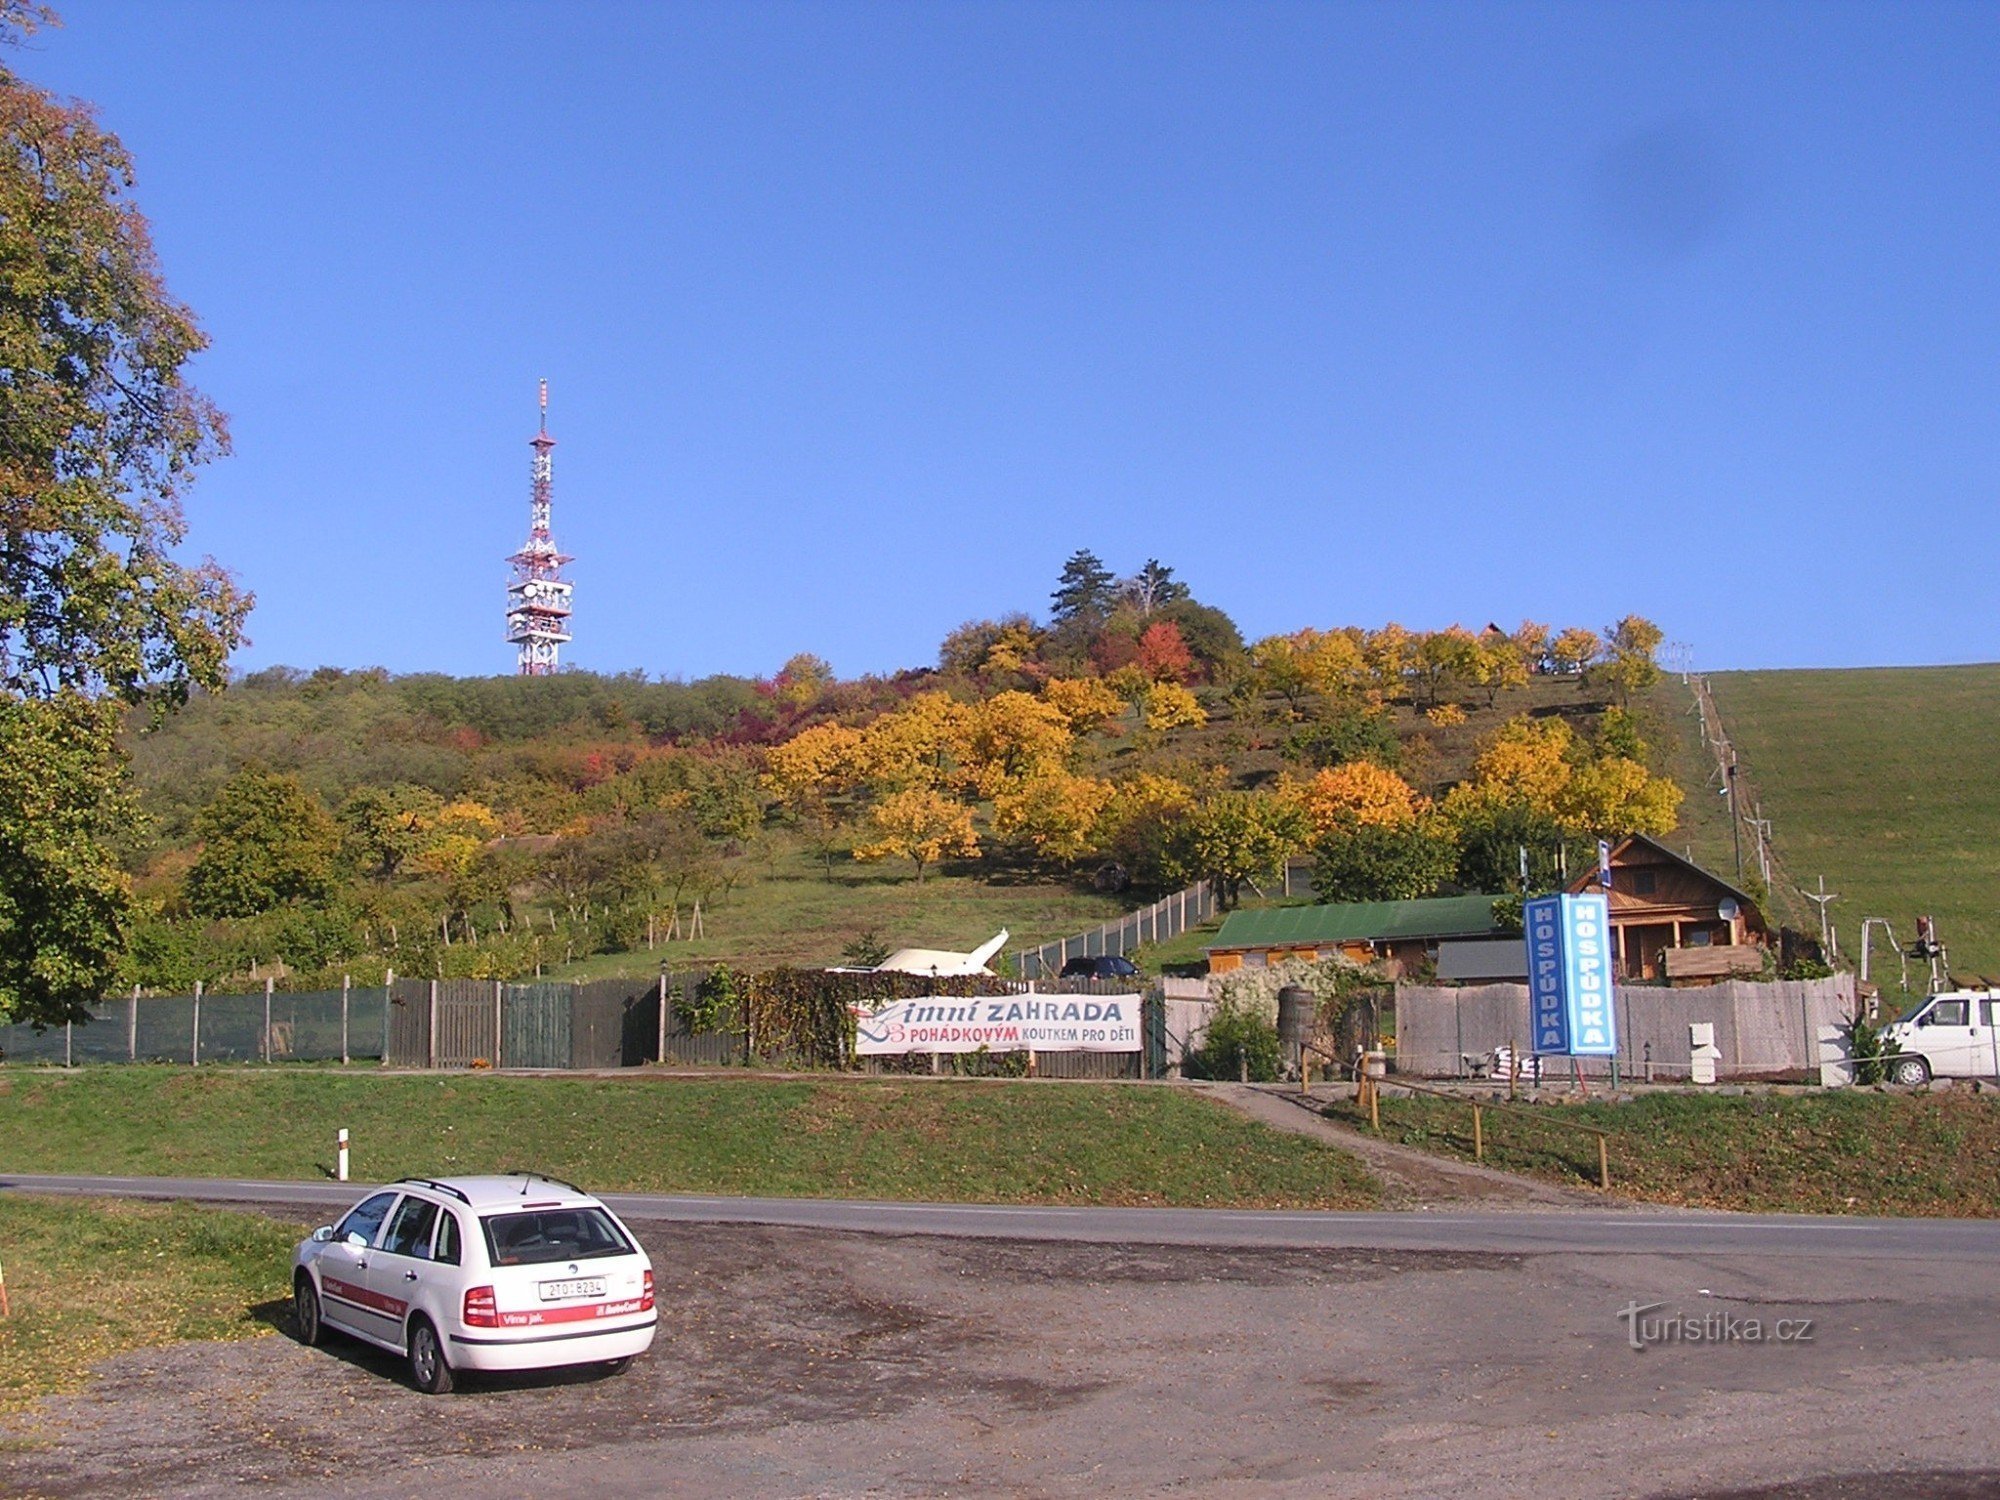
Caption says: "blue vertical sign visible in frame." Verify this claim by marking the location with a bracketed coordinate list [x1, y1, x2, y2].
[1525, 895, 1570, 1054]
[1523, 893, 1618, 1057]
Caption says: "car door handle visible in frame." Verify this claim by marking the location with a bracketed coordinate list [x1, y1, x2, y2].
[403, 1271, 419, 1282]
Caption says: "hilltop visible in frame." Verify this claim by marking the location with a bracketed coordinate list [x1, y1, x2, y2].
[1663, 664, 2000, 990]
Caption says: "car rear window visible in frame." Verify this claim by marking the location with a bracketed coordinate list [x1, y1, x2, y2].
[480, 1207, 634, 1267]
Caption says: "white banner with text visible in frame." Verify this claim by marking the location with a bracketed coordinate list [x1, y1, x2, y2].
[853, 993, 1142, 1055]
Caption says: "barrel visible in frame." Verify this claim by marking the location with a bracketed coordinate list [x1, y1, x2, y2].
[1276, 986, 1315, 1046]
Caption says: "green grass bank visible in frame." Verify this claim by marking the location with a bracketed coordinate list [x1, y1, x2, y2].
[1324, 1088, 2000, 1217]
[0, 1068, 1378, 1211]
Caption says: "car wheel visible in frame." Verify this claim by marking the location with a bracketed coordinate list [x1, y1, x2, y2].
[1889, 1055, 1932, 1088]
[408, 1318, 455, 1395]
[293, 1273, 323, 1347]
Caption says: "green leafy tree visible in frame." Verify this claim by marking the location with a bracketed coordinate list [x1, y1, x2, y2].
[339, 784, 443, 880]
[0, 11, 250, 1023]
[185, 769, 340, 918]
[1161, 791, 1309, 909]
[1310, 817, 1461, 903]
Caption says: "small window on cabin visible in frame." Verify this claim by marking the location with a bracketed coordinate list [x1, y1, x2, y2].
[1629, 870, 1658, 896]
[1243, 952, 1268, 969]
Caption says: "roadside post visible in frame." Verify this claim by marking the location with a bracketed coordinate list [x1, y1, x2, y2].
[337, 1127, 350, 1182]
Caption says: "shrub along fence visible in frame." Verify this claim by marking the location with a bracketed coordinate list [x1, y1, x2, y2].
[3, 971, 1163, 1077]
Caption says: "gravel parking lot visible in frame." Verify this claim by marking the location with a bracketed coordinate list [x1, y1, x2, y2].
[6, 1216, 2000, 1499]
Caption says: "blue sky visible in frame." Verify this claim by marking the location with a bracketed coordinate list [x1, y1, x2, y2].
[22, 1, 2000, 679]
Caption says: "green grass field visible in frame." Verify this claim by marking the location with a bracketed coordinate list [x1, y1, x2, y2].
[1685, 665, 2000, 988]
[0, 1069, 1379, 1210]
[1324, 1089, 2000, 1217]
[543, 834, 1134, 981]
[0, 1196, 302, 1413]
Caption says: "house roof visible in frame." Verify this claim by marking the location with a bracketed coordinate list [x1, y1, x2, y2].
[1207, 894, 1505, 951]
[1565, 833, 1762, 912]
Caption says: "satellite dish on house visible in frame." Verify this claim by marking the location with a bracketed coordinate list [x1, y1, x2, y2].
[1718, 897, 1741, 921]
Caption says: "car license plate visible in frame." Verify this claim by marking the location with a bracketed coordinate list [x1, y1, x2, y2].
[538, 1277, 605, 1301]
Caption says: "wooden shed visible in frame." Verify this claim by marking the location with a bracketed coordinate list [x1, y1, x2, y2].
[1565, 834, 1768, 981]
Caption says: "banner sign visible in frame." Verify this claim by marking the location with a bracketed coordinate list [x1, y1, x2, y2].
[1523, 893, 1617, 1057]
[853, 993, 1142, 1055]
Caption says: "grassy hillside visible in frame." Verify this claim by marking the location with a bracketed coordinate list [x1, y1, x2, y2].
[1682, 665, 2000, 989]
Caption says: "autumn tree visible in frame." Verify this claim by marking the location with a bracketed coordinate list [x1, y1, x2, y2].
[1592, 615, 1665, 707]
[1290, 761, 1425, 834]
[1141, 680, 1207, 734]
[1410, 627, 1483, 708]
[1134, 621, 1195, 682]
[184, 769, 340, 919]
[992, 771, 1117, 864]
[1549, 626, 1600, 676]
[0, 8, 251, 1023]
[1041, 676, 1124, 736]
[762, 721, 867, 877]
[955, 691, 1071, 798]
[852, 787, 980, 883]
[769, 652, 834, 709]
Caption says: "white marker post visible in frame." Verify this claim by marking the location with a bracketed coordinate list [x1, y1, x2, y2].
[337, 1128, 350, 1183]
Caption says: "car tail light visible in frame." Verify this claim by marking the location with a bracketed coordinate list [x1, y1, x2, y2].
[463, 1286, 498, 1327]
[641, 1269, 655, 1312]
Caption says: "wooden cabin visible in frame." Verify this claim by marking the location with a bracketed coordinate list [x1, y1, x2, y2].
[1565, 834, 1767, 981]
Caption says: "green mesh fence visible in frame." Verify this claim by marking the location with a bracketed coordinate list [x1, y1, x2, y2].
[0, 989, 390, 1067]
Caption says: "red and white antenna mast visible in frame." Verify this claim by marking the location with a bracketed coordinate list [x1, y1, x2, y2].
[504, 379, 574, 675]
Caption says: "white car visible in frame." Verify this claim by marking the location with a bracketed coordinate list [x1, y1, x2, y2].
[292, 1173, 656, 1393]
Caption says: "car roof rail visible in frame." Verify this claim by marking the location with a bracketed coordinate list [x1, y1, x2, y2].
[501, 1169, 585, 1196]
[395, 1177, 472, 1205]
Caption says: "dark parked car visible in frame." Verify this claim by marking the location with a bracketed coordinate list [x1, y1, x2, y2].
[1058, 954, 1141, 980]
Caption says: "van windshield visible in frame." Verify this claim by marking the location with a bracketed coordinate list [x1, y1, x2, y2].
[479, 1207, 634, 1267]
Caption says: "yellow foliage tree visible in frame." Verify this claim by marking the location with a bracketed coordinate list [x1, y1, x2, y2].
[1549, 626, 1600, 675]
[1290, 761, 1426, 835]
[1363, 623, 1418, 699]
[763, 722, 868, 876]
[993, 771, 1117, 863]
[1559, 755, 1682, 838]
[413, 800, 502, 877]
[956, 690, 1072, 798]
[1450, 716, 1576, 818]
[859, 692, 972, 792]
[852, 786, 980, 883]
[1041, 676, 1125, 736]
[1142, 680, 1207, 733]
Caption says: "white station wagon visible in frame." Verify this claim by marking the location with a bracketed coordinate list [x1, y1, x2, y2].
[293, 1173, 656, 1393]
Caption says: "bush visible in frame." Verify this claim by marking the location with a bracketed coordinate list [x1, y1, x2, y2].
[1185, 993, 1283, 1082]
[1842, 1011, 1902, 1086]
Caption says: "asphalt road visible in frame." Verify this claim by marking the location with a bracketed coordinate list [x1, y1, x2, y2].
[6, 1170, 1999, 1259]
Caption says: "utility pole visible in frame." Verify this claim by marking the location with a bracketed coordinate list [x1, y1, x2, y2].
[1799, 876, 1839, 957]
[1742, 801, 1772, 886]
[1726, 760, 1742, 882]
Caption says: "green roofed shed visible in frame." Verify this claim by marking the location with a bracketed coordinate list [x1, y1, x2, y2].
[1205, 894, 1506, 976]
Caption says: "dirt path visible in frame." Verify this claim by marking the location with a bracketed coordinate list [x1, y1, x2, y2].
[1199, 1081, 1606, 1210]
[6, 1215, 1999, 1499]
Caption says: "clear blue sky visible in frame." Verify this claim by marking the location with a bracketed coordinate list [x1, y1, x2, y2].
[23, 1, 2000, 680]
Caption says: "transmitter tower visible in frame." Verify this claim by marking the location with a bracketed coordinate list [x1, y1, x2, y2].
[504, 380, 573, 675]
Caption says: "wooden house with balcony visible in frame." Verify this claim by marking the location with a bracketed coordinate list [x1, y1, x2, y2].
[1565, 833, 1768, 981]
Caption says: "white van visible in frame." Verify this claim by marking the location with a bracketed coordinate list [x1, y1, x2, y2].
[1880, 989, 2000, 1086]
